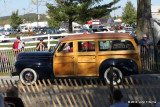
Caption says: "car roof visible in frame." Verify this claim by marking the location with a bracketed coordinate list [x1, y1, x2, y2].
[60, 33, 133, 42]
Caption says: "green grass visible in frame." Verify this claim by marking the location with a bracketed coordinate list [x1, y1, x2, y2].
[0, 45, 12, 47]
[26, 41, 58, 46]
[0, 72, 11, 76]
[9, 32, 36, 38]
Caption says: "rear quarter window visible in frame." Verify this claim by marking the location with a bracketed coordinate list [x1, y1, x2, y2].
[111, 40, 134, 51]
[99, 40, 134, 51]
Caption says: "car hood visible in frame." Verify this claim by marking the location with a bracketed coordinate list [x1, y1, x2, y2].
[17, 51, 53, 60]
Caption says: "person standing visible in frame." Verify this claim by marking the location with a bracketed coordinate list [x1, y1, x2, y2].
[83, 29, 87, 34]
[139, 34, 153, 48]
[110, 89, 128, 107]
[13, 36, 25, 61]
[36, 38, 47, 51]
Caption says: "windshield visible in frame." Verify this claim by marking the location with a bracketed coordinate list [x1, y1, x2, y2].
[52, 42, 60, 53]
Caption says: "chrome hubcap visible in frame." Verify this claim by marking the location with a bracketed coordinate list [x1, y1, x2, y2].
[113, 72, 117, 80]
[107, 71, 119, 82]
[24, 72, 33, 81]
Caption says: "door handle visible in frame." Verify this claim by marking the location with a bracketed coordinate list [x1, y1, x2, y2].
[93, 56, 96, 59]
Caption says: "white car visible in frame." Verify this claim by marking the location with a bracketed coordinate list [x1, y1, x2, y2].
[92, 26, 115, 33]
[21, 27, 28, 33]
[59, 30, 69, 34]
[59, 27, 66, 31]
[0, 34, 9, 42]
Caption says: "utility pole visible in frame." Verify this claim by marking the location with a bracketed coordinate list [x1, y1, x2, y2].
[23, 8, 25, 23]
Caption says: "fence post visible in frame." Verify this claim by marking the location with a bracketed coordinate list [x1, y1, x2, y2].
[109, 66, 114, 105]
[48, 34, 50, 49]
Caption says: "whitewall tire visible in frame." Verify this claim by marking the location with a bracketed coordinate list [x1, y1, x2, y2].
[19, 68, 38, 85]
[104, 67, 122, 85]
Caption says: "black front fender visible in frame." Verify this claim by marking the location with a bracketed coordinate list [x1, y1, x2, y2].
[14, 59, 54, 79]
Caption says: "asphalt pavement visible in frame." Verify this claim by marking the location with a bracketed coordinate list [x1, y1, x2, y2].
[1, 74, 160, 85]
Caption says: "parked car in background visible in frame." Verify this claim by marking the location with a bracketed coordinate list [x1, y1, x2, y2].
[12, 33, 142, 85]
[73, 26, 82, 32]
[59, 30, 69, 34]
[77, 29, 93, 34]
[21, 27, 28, 33]
[0, 34, 9, 42]
[59, 27, 66, 32]
[0, 31, 9, 42]
[92, 26, 115, 33]
[33, 27, 60, 40]
[5, 29, 18, 34]
[124, 27, 136, 35]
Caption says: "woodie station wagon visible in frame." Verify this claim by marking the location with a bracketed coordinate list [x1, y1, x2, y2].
[12, 33, 142, 85]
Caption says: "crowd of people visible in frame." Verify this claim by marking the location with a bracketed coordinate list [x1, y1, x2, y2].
[12, 36, 48, 61]
[12, 36, 48, 54]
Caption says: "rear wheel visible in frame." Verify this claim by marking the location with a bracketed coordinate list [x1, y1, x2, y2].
[19, 68, 38, 85]
[104, 67, 122, 85]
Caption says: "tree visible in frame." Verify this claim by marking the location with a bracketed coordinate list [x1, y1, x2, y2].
[46, 0, 120, 32]
[136, 0, 152, 41]
[158, 9, 160, 13]
[122, 1, 136, 26]
[10, 10, 22, 29]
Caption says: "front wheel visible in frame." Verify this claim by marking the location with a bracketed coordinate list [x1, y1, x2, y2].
[19, 68, 38, 85]
[104, 67, 122, 85]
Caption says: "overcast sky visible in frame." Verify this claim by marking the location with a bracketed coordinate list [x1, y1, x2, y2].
[0, 0, 159, 17]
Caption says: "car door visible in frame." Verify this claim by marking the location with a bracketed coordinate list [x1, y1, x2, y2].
[53, 41, 75, 77]
[76, 40, 97, 76]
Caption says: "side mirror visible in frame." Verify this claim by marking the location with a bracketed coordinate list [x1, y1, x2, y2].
[49, 48, 52, 52]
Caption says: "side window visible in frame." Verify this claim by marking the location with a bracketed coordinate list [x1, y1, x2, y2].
[99, 41, 110, 51]
[111, 40, 134, 51]
[78, 41, 95, 52]
[58, 42, 73, 53]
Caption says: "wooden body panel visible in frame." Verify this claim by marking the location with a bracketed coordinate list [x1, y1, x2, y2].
[77, 56, 96, 62]
[53, 33, 142, 77]
[54, 44, 75, 76]
[77, 55, 96, 76]
[54, 62, 74, 75]
[77, 63, 96, 76]
[54, 55, 75, 76]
